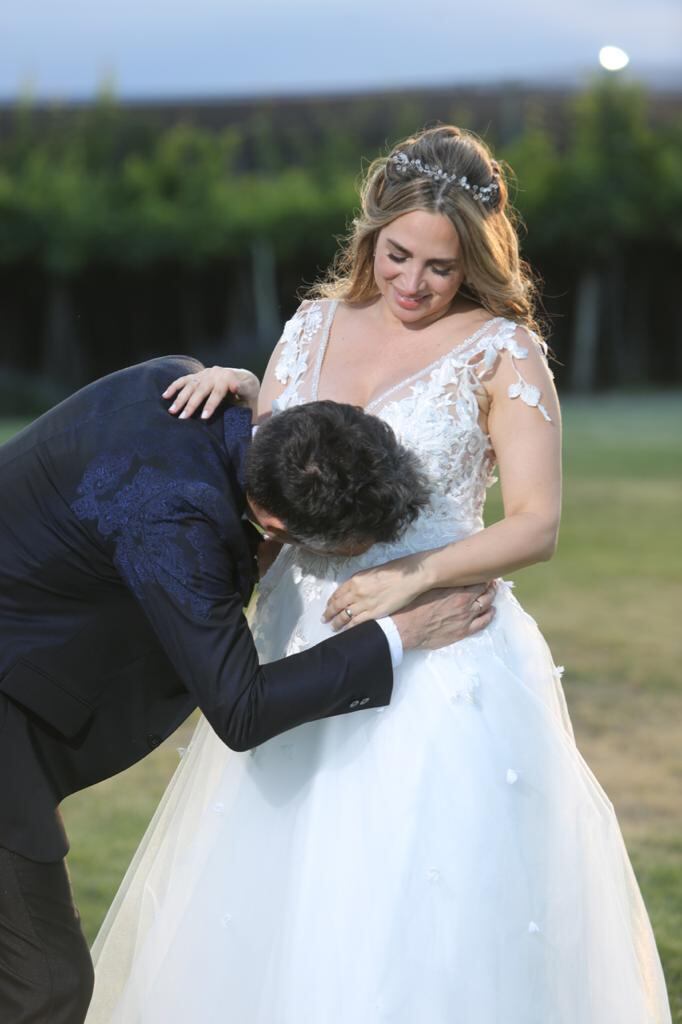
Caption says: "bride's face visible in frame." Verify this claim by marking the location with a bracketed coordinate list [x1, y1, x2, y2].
[373, 210, 465, 325]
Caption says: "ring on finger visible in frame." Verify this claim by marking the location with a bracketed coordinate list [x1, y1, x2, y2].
[344, 607, 353, 621]
[473, 597, 483, 614]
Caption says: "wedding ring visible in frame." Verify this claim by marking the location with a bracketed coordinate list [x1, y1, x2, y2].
[344, 607, 353, 621]
[473, 598, 483, 614]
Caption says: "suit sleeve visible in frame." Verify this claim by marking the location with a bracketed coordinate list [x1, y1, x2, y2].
[117, 490, 394, 751]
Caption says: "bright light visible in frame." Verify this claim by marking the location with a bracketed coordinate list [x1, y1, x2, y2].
[599, 46, 630, 71]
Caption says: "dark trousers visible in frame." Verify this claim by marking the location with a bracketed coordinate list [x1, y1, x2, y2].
[0, 847, 94, 1023]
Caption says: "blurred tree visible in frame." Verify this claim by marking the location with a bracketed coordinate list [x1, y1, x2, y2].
[504, 80, 682, 389]
[0, 79, 680, 397]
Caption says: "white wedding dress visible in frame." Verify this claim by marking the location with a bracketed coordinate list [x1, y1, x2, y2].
[86, 300, 671, 1023]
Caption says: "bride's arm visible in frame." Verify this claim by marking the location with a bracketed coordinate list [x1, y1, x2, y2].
[255, 340, 291, 420]
[324, 336, 561, 630]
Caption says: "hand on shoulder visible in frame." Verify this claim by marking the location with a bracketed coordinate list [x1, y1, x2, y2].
[162, 367, 261, 419]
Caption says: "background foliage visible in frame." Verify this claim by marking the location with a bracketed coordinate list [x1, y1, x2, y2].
[0, 79, 681, 405]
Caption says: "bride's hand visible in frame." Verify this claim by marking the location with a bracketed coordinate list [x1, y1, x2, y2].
[163, 367, 261, 419]
[323, 555, 426, 630]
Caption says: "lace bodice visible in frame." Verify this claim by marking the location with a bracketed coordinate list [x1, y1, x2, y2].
[270, 299, 551, 575]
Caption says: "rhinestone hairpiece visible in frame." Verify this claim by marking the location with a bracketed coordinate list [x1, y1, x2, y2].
[390, 151, 500, 206]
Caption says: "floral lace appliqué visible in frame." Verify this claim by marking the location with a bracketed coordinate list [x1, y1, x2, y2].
[477, 320, 552, 422]
[273, 302, 324, 410]
[71, 442, 227, 618]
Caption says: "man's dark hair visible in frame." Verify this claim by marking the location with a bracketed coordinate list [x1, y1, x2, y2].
[246, 401, 431, 548]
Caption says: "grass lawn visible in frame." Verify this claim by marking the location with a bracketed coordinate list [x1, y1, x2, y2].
[2, 393, 681, 1018]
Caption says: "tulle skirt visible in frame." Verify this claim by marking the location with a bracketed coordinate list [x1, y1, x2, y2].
[85, 556, 671, 1023]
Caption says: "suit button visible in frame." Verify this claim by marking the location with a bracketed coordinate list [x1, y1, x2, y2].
[147, 734, 162, 749]
[349, 700, 360, 709]
[359, 697, 370, 706]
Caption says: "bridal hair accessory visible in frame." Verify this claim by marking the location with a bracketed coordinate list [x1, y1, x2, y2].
[390, 152, 501, 207]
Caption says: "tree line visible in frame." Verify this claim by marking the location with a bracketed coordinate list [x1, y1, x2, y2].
[0, 78, 680, 409]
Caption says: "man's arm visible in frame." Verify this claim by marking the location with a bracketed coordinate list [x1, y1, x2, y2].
[118, 490, 393, 751]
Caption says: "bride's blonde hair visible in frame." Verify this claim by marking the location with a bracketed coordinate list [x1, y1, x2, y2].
[311, 125, 541, 336]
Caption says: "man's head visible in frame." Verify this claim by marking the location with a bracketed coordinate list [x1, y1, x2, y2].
[245, 401, 431, 555]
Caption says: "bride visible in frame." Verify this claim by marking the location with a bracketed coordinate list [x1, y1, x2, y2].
[86, 126, 671, 1023]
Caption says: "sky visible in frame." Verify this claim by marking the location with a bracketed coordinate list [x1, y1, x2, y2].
[1, 0, 680, 101]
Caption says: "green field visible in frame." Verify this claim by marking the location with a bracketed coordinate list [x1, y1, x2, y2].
[2, 393, 681, 1019]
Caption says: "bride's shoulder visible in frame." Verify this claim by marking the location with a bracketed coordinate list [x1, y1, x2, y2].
[271, 298, 335, 389]
[474, 316, 548, 362]
[279, 297, 337, 342]
[472, 318, 555, 422]
[290, 296, 336, 321]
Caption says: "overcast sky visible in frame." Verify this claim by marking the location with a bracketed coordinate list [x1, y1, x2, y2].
[1, 0, 680, 101]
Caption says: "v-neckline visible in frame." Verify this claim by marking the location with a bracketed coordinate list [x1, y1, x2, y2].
[311, 299, 504, 412]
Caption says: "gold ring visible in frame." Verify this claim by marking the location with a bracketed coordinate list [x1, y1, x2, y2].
[344, 607, 353, 621]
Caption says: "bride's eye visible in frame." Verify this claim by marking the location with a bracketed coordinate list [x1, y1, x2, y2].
[388, 254, 407, 263]
[432, 267, 454, 277]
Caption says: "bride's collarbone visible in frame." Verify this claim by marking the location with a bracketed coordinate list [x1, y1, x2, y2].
[318, 317, 492, 410]
[334, 304, 492, 365]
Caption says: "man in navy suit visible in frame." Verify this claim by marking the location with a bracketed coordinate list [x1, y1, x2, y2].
[0, 356, 494, 1023]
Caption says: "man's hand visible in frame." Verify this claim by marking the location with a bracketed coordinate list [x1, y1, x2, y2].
[391, 582, 496, 651]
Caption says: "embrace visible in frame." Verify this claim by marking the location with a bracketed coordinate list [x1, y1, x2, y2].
[0, 126, 671, 1023]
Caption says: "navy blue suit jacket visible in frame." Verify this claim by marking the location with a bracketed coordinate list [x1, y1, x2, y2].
[0, 357, 393, 861]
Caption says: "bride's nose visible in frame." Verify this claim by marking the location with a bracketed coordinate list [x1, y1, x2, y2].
[399, 265, 426, 294]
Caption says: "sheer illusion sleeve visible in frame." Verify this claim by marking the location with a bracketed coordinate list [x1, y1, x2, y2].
[258, 299, 333, 415]
[472, 321, 554, 423]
